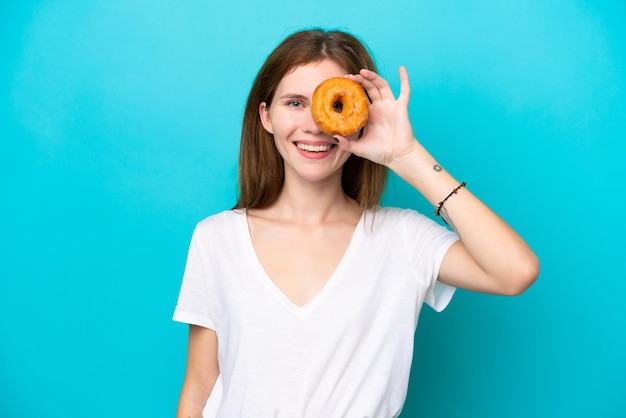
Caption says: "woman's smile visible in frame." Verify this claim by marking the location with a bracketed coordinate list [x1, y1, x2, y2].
[294, 141, 338, 159]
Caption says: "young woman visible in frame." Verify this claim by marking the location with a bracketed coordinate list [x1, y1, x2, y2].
[173, 29, 539, 417]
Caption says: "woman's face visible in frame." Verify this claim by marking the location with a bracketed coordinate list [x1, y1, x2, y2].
[259, 59, 358, 186]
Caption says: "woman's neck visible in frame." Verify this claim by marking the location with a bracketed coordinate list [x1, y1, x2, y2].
[259, 175, 360, 224]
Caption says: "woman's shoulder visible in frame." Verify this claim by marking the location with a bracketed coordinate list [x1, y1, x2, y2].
[372, 205, 430, 223]
[194, 209, 246, 234]
[369, 205, 456, 249]
[366, 205, 446, 235]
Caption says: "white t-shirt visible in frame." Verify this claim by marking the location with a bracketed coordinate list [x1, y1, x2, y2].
[173, 207, 458, 418]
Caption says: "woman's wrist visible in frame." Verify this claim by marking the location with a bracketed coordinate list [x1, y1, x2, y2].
[387, 139, 461, 207]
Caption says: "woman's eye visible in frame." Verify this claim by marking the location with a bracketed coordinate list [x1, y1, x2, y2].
[288, 100, 302, 107]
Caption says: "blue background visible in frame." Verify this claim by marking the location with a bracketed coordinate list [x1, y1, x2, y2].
[1, 1, 625, 417]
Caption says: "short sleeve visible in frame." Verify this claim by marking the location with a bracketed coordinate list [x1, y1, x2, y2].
[425, 277, 456, 312]
[400, 209, 459, 312]
[173, 227, 217, 330]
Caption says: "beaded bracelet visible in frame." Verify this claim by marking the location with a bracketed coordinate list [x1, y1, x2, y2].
[434, 182, 467, 217]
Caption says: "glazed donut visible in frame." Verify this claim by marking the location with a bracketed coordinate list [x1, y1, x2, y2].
[311, 77, 368, 136]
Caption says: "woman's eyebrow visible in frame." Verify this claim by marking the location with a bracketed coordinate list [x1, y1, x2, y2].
[278, 93, 309, 102]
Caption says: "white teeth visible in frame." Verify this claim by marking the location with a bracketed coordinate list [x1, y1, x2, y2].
[296, 143, 332, 152]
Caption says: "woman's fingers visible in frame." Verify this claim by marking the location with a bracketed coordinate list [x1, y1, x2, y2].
[397, 66, 411, 106]
[360, 69, 396, 101]
[346, 70, 389, 102]
[348, 67, 410, 104]
[333, 134, 358, 154]
[346, 73, 382, 102]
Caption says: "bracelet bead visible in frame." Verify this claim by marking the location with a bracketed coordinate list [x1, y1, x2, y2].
[434, 182, 467, 217]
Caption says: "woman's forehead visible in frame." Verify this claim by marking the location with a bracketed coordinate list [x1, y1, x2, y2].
[276, 60, 347, 94]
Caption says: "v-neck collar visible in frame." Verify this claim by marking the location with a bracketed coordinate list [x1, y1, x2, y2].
[236, 209, 367, 318]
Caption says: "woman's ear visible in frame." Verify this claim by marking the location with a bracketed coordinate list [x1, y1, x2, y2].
[259, 102, 273, 134]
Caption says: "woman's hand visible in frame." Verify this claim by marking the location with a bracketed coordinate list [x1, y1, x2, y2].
[334, 66, 419, 167]
[336, 67, 540, 296]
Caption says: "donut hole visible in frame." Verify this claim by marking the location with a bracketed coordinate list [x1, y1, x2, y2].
[332, 100, 344, 114]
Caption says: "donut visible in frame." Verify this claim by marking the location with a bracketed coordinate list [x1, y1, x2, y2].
[311, 77, 368, 136]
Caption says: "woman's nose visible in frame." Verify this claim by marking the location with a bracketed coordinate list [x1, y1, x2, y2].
[303, 109, 322, 134]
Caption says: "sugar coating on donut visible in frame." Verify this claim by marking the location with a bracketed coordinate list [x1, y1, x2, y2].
[311, 77, 368, 136]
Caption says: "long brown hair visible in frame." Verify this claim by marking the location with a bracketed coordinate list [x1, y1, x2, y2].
[235, 29, 388, 210]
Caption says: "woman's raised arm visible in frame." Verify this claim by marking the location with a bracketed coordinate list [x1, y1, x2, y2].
[337, 67, 539, 295]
